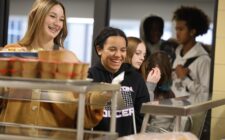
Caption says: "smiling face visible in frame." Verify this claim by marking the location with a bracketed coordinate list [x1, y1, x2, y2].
[131, 42, 146, 69]
[97, 36, 127, 73]
[41, 4, 64, 39]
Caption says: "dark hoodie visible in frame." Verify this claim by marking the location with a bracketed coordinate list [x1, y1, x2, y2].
[88, 62, 150, 137]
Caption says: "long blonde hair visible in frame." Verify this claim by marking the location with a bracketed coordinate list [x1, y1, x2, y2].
[125, 37, 142, 64]
[125, 37, 149, 79]
[18, 0, 68, 49]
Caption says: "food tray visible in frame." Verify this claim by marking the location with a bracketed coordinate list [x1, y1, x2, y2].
[0, 76, 93, 85]
[0, 52, 38, 58]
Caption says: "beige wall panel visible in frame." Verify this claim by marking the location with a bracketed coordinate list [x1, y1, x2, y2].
[211, 117, 225, 140]
[218, 0, 225, 10]
[215, 39, 225, 64]
[216, 11, 225, 38]
[213, 65, 225, 90]
[211, 1, 225, 140]
[211, 91, 225, 118]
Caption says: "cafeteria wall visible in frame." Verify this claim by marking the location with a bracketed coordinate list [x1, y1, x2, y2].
[9, 0, 214, 21]
[211, 0, 225, 140]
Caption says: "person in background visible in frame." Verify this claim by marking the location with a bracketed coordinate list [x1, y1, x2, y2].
[140, 15, 165, 54]
[1, 0, 110, 130]
[160, 38, 179, 63]
[171, 5, 211, 103]
[125, 49, 176, 133]
[125, 36, 161, 100]
[146, 51, 175, 101]
[88, 27, 150, 137]
[145, 51, 175, 133]
[125, 37, 147, 78]
[171, 6, 211, 135]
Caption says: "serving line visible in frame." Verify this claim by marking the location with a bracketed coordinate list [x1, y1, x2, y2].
[0, 76, 120, 140]
[140, 96, 225, 132]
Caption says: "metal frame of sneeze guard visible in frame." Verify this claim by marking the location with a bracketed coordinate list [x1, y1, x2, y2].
[0, 76, 121, 140]
[140, 96, 225, 132]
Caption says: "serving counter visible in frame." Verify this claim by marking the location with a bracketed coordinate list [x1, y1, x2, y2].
[0, 76, 120, 140]
[140, 96, 225, 132]
[0, 122, 117, 140]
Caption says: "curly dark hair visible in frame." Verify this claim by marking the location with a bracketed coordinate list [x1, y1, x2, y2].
[172, 6, 210, 36]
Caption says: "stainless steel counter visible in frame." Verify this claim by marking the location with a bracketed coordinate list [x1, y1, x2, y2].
[0, 122, 118, 140]
[0, 76, 120, 140]
[140, 96, 225, 132]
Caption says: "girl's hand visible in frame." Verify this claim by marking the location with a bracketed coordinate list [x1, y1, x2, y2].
[146, 67, 161, 83]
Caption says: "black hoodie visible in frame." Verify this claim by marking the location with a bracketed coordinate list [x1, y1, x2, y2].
[88, 62, 150, 137]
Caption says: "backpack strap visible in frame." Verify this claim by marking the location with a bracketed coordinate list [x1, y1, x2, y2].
[183, 56, 199, 68]
[183, 56, 199, 83]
